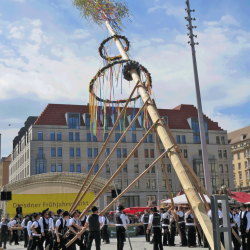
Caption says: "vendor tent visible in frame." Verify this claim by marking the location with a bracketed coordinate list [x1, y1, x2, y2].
[228, 192, 250, 204]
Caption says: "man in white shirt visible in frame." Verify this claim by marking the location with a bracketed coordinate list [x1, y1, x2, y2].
[115, 204, 127, 250]
[21, 214, 29, 248]
[81, 210, 90, 249]
[185, 208, 196, 248]
[141, 209, 150, 242]
[11, 215, 20, 245]
[176, 206, 187, 246]
[48, 210, 55, 250]
[239, 204, 250, 250]
[0, 218, 10, 249]
[26, 214, 33, 250]
[39, 208, 50, 249]
[229, 207, 240, 250]
[162, 209, 170, 246]
[102, 212, 110, 244]
[30, 212, 43, 250]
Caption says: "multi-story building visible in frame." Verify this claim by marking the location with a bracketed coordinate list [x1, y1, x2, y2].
[0, 156, 10, 189]
[228, 125, 250, 190]
[8, 103, 234, 209]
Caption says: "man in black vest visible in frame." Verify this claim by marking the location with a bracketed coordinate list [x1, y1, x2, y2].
[147, 207, 163, 250]
[229, 207, 240, 250]
[185, 207, 196, 248]
[239, 204, 250, 250]
[175, 206, 187, 246]
[102, 212, 110, 244]
[39, 208, 50, 249]
[11, 215, 20, 245]
[162, 208, 170, 246]
[0, 218, 10, 249]
[149, 207, 155, 244]
[21, 214, 30, 248]
[169, 208, 176, 246]
[48, 210, 55, 250]
[81, 209, 90, 249]
[16, 204, 22, 218]
[85, 206, 102, 250]
[141, 209, 150, 242]
[115, 204, 127, 250]
[30, 212, 43, 250]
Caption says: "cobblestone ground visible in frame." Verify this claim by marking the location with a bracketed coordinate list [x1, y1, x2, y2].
[6, 236, 209, 250]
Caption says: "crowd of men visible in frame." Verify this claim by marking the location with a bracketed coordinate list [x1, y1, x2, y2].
[0, 203, 250, 250]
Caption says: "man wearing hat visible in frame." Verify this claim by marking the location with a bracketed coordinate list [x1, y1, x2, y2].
[239, 204, 250, 250]
[102, 212, 110, 244]
[149, 207, 155, 244]
[21, 214, 30, 248]
[175, 206, 187, 247]
[55, 211, 70, 250]
[115, 204, 127, 250]
[26, 213, 33, 250]
[147, 207, 163, 250]
[0, 218, 11, 249]
[10, 215, 20, 245]
[141, 209, 150, 242]
[81, 210, 90, 249]
[85, 206, 102, 250]
[39, 208, 50, 249]
[30, 212, 43, 250]
[229, 207, 240, 250]
[48, 210, 55, 250]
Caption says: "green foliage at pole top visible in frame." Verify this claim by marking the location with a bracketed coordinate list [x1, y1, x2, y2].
[72, 0, 131, 31]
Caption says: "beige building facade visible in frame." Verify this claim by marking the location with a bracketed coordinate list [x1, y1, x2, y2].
[228, 125, 250, 189]
[8, 104, 234, 209]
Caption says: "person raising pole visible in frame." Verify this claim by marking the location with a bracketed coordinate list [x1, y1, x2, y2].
[115, 204, 127, 250]
[141, 209, 150, 242]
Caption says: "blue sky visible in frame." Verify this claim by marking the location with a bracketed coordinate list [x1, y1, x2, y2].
[0, 0, 250, 157]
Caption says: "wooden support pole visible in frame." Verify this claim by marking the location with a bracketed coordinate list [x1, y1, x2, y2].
[104, 20, 219, 250]
[65, 148, 169, 248]
[69, 82, 140, 212]
[71, 97, 150, 213]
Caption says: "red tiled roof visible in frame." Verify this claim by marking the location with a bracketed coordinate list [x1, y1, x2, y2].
[34, 104, 223, 131]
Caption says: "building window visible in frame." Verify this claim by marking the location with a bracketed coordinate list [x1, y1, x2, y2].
[124, 179, 128, 188]
[239, 172, 242, 180]
[245, 151, 247, 158]
[104, 133, 108, 141]
[58, 164, 62, 172]
[238, 153, 240, 160]
[88, 164, 92, 172]
[76, 164, 81, 173]
[105, 148, 110, 156]
[117, 148, 121, 158]
[144, 149, 149, 158]
[94, 164, 99, 173]
[57, 132, 62, 141]
[68, 113, 80, 129]
[115, 133, 120, 142]
[149, 134, 153, 143]
[182, 135, 186, 144]
[221, 179, 224, 186]
[143, 135, 147, 143]
[221, 136, 225, 144]
[38, 147, 43, 159]
[147, 195, 156, 204]
[184, 149, 188, 158]
[58, 147, 62, 157]
[145, 164, 149, 174]
[238, 163, 241, 170]
[162, 179, 166, 188]
[38, 132, 43, 141]
[106, 164, 110, 173]
[134, 164, 139, 173]
[70, 148, 74, 157]
[50, 132, 55, 141]
[169, 179, 172, 188]
[88, 148, 92, 157]
[247, 172, 250, 180]
[70, 164, 74, 172]
[234, 175, 236, 182]
[94, 148, 98, 157]
[51, 164, 56, 172]
[123, 164, 128, 173]
[224, 164, 228, 173]
[152, 179, 156, 189]
[219, 164, 223, 173]
[86, 117, 90, 129]
[135, 180, 139, 189]
[223, 150, 227, 159]
[150, 149, 154, 158]
[75, 132, 80, 141]
[218, 150, 222, 159]
[216, 136, 220, 144]
[76, 148, 80, 157]
[132, 134, 136, 143]
[118, 179, 122, 189]
[151, 166, 155, 173]
[176, 135, 181, 144]
[87, 133, 91, 142]
[167, 164, 171, 174]
[245, 162, 248, 169]
[232, 154, 234, 160]
[93, 135, 97, 142]
[134, 150, 138, 158]
[191, 117, 209, 143]
[233, 164, 235, 171]
[69, 132, 73, 141]
[51, 147, 56, 157]
[123, 148, 127, 158]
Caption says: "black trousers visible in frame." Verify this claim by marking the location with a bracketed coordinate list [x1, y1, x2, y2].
[12, 230, 18, 244]
[169, 225, 176, 246]
[152, 227, 163, 250]
[24, 228, 28, 247]
[187, 226, 196, 247]
[162, 226, 170, 245]
[54, 234, 67, 250]
[29, 236, 43, 250]
[232, 226, 240, 250]
[41, 231, 50, 249]
[87, 231, 100, 250]
[48, 232, 54, 250]
[143, 224, 150, 242]
[103, 225, 110, 243]
[240, 226, 250, 250]
[197, 226, 202, 245]
[82, 231, 88, 249]
[68, 233, 85, 250]
[0, 231, 8, 247]
[179, 223, 187, 246]
[116, 226, 125, 250]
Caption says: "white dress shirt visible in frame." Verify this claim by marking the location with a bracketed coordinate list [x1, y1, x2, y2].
[32, 221, 41, 236]
[21, 218, 26, 228]
[49, 217, 55, 231]
[125, 215, 130, 224]
[239, 211, 250, 231]
[39, 217, 49, 233]
[69, 218, 81, 227]
[27, 221, 33, 236]
[162, 212, 170, 226]
[176, 211, 185, 223]
[0, 222, 10, 228]
[102, 216, 109, 226]
[234, 213, 240, 226]
[115, 213, 127, 229]
[185, 213, 195, 226]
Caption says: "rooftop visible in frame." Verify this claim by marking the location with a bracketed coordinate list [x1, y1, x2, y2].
[34, 103, 223, 131]
[228, 125, 250, 144]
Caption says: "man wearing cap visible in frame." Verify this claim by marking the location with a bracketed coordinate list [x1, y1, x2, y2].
[30, 212, 43, 250]
[0, 218, 11, 249]
[147, 207, 163, 250]
[239, 204, 250, 250]
[115, 204, 127, 250]
[175, 206, 187, 246]
[21, 214, 30, 248]
[141, 209, 150, 242]
[39, 208, 50, 249]
[162, 208, 170, 246]
[85, 206, 102, 250]
[55, 211, 70, 250]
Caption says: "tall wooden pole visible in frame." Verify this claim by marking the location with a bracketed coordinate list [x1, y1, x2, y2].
[104, 20, 219, 250]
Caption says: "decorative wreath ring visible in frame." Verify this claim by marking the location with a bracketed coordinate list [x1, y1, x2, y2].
[98, 35, 130, 61]
[89, 60, 153, 104]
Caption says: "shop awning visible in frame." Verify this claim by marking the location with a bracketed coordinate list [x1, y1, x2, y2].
[229, 192, 250, 204]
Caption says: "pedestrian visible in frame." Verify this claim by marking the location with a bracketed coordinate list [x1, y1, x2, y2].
[162, 208, 170, 246]
[115, 204, 127, 250]
[169, 208, 176, 246]
[0, 218, 11, 249]
[21, 214, 30, 248]
[175, 205, 187, 246]
[85, 206, 102, 250]
[81, 210, 90, 249]
[229, 207, 240, 250]
[11, 215, 20, 245]
[141, 209, 150, 242]
[39, 208, 50, 249]
[239, 204, 250, 250]
[26, 213, 33, 250]
[102, 212, 110, 244]
[147, 207, 163, 250]
[30, 212, 43, 250]
[185, 207, 196, 248]
[48, 210, 55, 250]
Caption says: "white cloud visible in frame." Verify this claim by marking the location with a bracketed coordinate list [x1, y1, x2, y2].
[29, 28, 43, 44]
[31, 19, 42, 27]
[8, 26, 25, 39]
[70, 29, 91, 40]
[151, 38, 164, 43]
[221, 15, 240, 26]
[3, 49, 15, 57]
